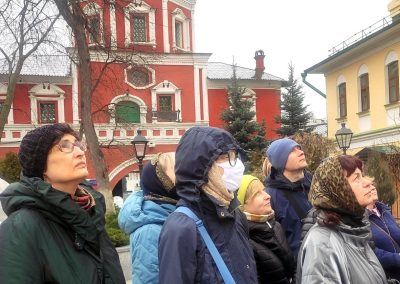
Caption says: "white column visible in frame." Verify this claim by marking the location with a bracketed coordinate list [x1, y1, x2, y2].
[151, 89, 157, 110]
[110, 2, 117, 49]
[191, 10, 195, 51]
[71, 63, 79, 124]
[29, 94, 37, 124]
[194, 67, 201, 122]
[201, 68, 209, 122]
[162, 0, 170, 52]
[58, 94, 65, 123]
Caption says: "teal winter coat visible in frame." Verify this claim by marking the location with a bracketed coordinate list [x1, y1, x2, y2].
[118, 191, 175, 284]
[0, 176, 125, 284]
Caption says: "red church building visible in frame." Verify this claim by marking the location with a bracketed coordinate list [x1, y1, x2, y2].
[0, 0, 284, 191]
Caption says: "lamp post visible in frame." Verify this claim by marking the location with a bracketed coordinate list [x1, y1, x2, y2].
[335, 123, 353, 155]
[131, 129, 149, 177]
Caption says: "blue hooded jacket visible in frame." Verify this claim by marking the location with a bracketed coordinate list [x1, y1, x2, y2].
[118, 191, 175, 284]
[368, 201, 400, 281]
[266, 169, 312, 258]
[158, 127, 257, 284]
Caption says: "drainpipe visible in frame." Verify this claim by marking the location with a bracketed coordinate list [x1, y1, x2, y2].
[301, 72, 326, 98]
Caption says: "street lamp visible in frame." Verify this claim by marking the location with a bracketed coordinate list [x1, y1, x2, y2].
[131, 129, 148, 176]
[335, 123, 353, 155]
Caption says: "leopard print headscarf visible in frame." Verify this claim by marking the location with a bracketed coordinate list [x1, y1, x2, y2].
[309, 155, 365, 217]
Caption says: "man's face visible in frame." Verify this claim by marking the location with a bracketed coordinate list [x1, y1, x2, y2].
[285, 146, 308, 171]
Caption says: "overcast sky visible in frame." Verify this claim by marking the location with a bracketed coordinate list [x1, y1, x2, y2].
[194, 0, 390, 119]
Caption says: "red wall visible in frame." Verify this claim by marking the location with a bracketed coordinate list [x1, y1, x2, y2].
[208, 88, 280, 140]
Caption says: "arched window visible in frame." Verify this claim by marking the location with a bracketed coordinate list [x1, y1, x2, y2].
[83, 3, 103, 45]
[171, 8, 191, 51]
[115, 101, 140, 123]
[385, 51, 399, 104]
[338, 83, 347, 118]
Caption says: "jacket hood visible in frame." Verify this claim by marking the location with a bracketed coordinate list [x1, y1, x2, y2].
[0, 176, 104, 243]
[174, 127, 243, 203]
[118, 191, 175, 235]
[267, 169, 312, 192]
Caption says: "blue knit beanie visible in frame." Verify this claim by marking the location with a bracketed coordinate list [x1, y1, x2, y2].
[266, 138, 300, 172]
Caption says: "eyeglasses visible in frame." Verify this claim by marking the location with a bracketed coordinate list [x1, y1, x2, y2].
[57, 140, 87, 153]
[218, 150, 240, 166]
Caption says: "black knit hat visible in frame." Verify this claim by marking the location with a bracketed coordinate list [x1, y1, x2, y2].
[18, 123, 78, 178]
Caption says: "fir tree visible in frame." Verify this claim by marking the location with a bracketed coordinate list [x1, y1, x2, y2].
[275, 63, 313, 137]
[220, 65, 268, 152]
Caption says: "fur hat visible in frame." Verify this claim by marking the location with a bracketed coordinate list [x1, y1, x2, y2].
[309, 155, 365, 217]
[266, 138, 299, 171]
[18, 124, 76, 178]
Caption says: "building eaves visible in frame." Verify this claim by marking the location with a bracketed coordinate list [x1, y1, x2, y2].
[207, 62, 285, 82]
[0, 55, 71, 77]
[304, 18, 400, 75]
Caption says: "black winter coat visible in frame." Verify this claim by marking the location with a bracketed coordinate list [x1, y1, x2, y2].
[159, 127, 257, 284]
[249, 219, 296, 284]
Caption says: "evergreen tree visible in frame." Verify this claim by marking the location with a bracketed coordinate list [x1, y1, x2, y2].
[0, 152, 21, 183]
[275, 63, 313, 137]
[364, 150, 396, 206]
[220, 65, 268, 152]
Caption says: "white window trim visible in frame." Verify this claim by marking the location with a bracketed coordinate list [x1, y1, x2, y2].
[109, 94, 147, 124]
[124, 65, 156, 89]
[83, 2, 104, 46]
[124, 1, 156, 47]
[28, 84, 65, 124]
[151, 80, 181, 122]
[242, 88, 257, 120]
[357, 64, 369, 113]
[171, 8, 190, 51]
[336, 75, 346, 119]
[384, 51, 399, 105]
[0, 83, 13, 124]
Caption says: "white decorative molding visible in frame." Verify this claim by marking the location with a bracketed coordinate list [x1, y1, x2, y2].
[28, 84, 66, 124]
[0, 83, 13, 124]
[194, 66, 201, 122]
[170, 0, 196, 10]
[71, 63, 79, 123]
[243, 88, 257, 120]
[124, 1, 156, 47]
[109, 156, 152, 182]
[87, 51, 211, 66]
[336, 75, 346, 119]
[357, 64, 369, 112]
[171, 8, 191, 51]
[151, 80, 182, 115]
[162, 0, 170, 52]
[124, 65, 156, 89]
[201, 68, 209, 121]
[384, 50, 399, 104]
[82, 2, 104, 45]
[110, 2, 117, 49]
[109, 94, 147, 124]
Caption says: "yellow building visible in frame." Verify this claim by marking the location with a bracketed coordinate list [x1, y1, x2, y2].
[303, 1, 400, 152]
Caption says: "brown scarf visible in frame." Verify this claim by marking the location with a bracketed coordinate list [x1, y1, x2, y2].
[201, 163, 233, 208]
[71, 185, 96, 211]
[309, 155, 365, 217]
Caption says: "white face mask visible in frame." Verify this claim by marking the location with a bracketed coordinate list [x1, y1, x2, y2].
[216, 159, 245, 192]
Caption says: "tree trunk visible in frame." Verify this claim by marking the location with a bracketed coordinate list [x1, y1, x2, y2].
[54, 0, 115, 214]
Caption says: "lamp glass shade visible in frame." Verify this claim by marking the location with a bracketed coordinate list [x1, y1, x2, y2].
[335, 123, 353, 150]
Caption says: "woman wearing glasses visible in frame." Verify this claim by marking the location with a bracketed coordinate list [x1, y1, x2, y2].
[0, 123, 125, 283]
[159, 126, 257, 284]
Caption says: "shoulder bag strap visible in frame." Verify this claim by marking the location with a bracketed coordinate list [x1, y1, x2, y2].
[175, 206, 236, 284]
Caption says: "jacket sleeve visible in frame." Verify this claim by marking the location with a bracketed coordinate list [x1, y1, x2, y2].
[0, 211, 43, 283]
[158, 212, 198, 284]
[298, 237, 349, 284]
[374, 247, 400, 269]
[132, 224, 162, 284]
